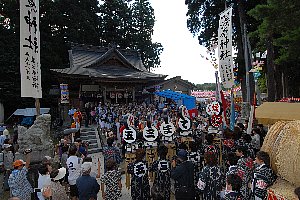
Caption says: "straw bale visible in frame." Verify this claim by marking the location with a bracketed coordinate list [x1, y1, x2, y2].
[267, 178, 297, 200]
[276, 121, 300, 186]
[261, 121, 288, 173]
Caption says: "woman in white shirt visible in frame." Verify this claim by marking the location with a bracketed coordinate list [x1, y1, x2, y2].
[37, 164, 51, 200]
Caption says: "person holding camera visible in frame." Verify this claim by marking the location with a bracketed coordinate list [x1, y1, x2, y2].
[171, 149, 195, 200]
[8, 149, 33, 200]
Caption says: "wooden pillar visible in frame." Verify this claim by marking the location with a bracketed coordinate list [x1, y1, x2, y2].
[132, 87, 135, 102]
[103, 86, 107, 103]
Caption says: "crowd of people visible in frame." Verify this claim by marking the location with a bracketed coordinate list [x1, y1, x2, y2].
[1, 100, 300, 200]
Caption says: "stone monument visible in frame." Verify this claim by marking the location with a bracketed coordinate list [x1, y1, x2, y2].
[17, 114, 54, 163]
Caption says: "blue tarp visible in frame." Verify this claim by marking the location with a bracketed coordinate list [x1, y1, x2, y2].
[154, 89, 196, 110]
[13, 108, 50, 116]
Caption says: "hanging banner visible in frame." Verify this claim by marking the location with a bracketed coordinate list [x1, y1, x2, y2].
[60, 84, 69, 104]
[218, 7, 234, 89]
[20, 0, 42, 98]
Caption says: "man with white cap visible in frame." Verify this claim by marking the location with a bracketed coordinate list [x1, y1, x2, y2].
[76, 162, 100, 200]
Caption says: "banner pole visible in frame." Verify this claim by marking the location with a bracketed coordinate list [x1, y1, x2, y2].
[35, 98, 40, 116]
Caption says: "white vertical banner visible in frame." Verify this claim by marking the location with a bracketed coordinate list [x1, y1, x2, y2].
[218, 7, 234, 89]
[20, 0, 42, 98]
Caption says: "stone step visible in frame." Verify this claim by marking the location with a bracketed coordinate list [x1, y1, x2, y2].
[81, 129, 95, 132]
[80, 131, 97, 136]
[85, 143, 98, 149]
[81, 135, 97, 140]
[83, 139, 98, 144]
[88, 147, 102, 154]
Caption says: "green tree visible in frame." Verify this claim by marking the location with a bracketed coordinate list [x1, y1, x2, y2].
[185, 0, 261, 101]
[98, 0, 132, 47]
[131, 0, 163, 70]
[249, 0, 300, 98]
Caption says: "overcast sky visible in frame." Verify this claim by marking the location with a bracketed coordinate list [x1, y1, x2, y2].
[149, 0, 216, 84]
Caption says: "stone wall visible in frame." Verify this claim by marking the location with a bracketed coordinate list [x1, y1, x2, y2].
[17, 114, 54, 163]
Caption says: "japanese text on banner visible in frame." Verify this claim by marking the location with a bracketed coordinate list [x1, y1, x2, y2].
[218, 7, 234, 89]
[20, 0, 42, 98]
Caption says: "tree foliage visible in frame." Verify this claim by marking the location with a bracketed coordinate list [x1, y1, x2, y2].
[249, 0, 300, 97]
[185, 0, 300, 100]
[0, 0, 162, 118]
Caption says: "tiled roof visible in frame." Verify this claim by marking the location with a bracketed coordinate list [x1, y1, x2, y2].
[51, 44, 166, 80]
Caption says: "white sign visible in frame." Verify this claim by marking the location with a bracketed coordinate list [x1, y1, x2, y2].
[178, 117, 191, 131]
[60, 84, 69, 104]
[122, 127, 136, 144]
[20, 0, 42, 98]
[160, 122, 175, 137]
[143, 126, 158, 142]
[218, 7, 234, 88]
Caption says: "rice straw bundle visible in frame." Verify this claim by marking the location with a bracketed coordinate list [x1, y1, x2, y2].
[267, 178, 297, 200]
[261, 121, 287, 173]
[276, 121, 300, 186]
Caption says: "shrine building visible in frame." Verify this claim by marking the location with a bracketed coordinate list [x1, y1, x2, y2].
[50, 43, 167, 107]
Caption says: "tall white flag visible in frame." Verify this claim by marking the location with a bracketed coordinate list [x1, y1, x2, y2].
[20, 0, 42, 98]
[218, 7, 234, 89]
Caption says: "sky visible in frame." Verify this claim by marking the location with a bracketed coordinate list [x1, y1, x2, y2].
[149, 0, 216, 85]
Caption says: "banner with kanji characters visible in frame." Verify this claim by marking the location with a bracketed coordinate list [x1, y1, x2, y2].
[60, 84, 69, 104]
[218, 7, 234, 89]
[20, 0, 42, 98]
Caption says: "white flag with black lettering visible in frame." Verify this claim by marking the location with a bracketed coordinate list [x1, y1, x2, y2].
[20, 0, 42, 98]
[218, 7, 234, 89]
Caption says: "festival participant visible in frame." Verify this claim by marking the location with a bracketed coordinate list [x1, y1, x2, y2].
[236, 145, 254, 199]
[197, 152, 224, 200]
[202, 134, 219, 160]
[226, 152, 239, 177]
[251, 151, 276, 200]
[66, 145, 82, 200]
[222, 129, 235, 160]
[149, 145, 171, 200]
[188, 141, 202, 199]
[222, 174, 242, 200]
[233, 127, 245, 148]
[76, 162, 100, 200]
[127, 149, 150, 200]
[100, 159, 122, 200]
[102, 137, 122, 172]
[8, 151, 33, 200]
[171, 149, 195, 200]
[242, 134, 255, 159]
